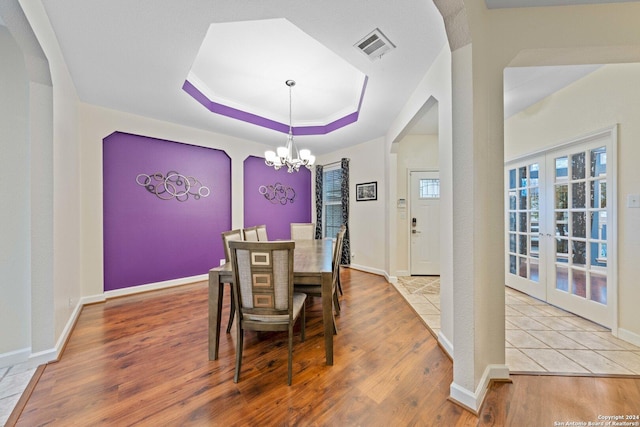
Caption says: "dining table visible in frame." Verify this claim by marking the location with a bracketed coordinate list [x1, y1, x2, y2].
[208, 238, 335, 365]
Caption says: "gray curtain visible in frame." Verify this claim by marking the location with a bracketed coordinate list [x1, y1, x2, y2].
[314, 164, 323, 239]
[340, 158, 350, 265]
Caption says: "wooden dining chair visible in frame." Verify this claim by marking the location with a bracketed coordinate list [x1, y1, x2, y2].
[243, 226, 259, 242]
[228, 240, 306, 385]
[290, 222, 315, 240]
[335, 225, 346, 297]
[221, 229, 244, 333]
[294, 227, 344, 333]
[256, 224, 268, 241]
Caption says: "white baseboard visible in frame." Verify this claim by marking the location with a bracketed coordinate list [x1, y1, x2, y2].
[348, 263, 388, 279]
[0, 348, 33, 369]
[617, 327, 640, 348]
[0, 274, 208, 369]
[104, 274, 208, 299]
[396, 270, 410, 277]
[450, 364, 510, 413]
[437, 330, 453, 359]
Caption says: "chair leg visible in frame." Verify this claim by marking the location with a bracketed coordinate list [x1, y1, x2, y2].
[300, 305, 306, 342]
[234, 326, 244, 383]
[332, 314, 338, 335]
[226, 283, 235, 334]
[287, 325, 293, 386]
[333, 290, 341, 314]
[337, 269, 343, 295]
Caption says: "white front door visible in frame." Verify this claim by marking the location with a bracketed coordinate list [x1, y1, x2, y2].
[410, 171, 440, 275]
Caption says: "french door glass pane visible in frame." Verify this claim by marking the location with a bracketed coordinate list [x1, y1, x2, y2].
[531, 235, 539, 257]
[529, 187, 539, 209]
[590, 272, 607, 304]
[572, 182, 586, 208]
[556, 157, 568, 178]
[572, 212, 586, 238]
[590, 147, 606, 177]
[556, 212, 568, 237]
[519, 166, 527, 186]
[556, 265, 569, 292]
[519, 212, 528, 232]
[509, 255, 517, 275]
[519, 257, 528, 278]
[509, 169, 517, 189]
[590, 242, 607, 267]
[509, 190, 517, 210]
[530, 258, 539, 283]
[529, 164, 539, 186]
[519, 235, 528, 255]
[572, 268, 587, 297]
[556, 184, 568, 209]
[556, 239, 568, 261]
[572, 241, 586, 266]
[571, 152, 586, 180]
[519, 189, 528, 209]
[509, 213, 516, 231]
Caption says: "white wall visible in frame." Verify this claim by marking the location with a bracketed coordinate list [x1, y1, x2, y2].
[0, 26, 31, 358]
[315, 137, 387, 276]
[505, 63, 640, 343]
[79, 103, 281, 297]
[385, 45, 454, 357]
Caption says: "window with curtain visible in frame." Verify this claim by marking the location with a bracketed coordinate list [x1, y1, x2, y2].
[322, 165, 343, 239]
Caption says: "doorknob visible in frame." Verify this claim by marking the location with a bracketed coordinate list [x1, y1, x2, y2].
[412, 229, 421, 234]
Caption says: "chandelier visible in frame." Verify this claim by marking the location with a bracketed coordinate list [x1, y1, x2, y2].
[264, 80, 315, 173]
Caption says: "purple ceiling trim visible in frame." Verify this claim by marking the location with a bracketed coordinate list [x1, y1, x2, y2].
[182, 76, 368, 136]
[183, 80, 288, 133]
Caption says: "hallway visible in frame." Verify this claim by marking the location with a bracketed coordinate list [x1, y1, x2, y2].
[394, 276, 640, 375]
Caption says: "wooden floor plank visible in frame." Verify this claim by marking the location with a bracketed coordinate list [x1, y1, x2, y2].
[13, 269, 640, 426]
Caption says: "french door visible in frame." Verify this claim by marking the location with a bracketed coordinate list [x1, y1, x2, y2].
[505, 128, 616, 327]
[505, 157, 546, 300]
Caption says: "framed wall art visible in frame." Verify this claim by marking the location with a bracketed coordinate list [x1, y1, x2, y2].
[356, 181, 377, 201]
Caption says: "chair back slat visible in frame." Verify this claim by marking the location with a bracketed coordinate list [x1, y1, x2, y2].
[256, 224, 268, 241]
[221, 229, 244, 262]
[243, 226, 259, 242]
[332, 226, 346, 285]
[290, 223, 315, 240]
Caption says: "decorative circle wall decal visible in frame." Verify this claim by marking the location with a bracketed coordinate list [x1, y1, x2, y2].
[258, 182, 296, 205]
[136, 171, 211, 202]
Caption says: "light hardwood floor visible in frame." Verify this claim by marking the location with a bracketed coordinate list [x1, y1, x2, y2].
[8, 269, 640, 426]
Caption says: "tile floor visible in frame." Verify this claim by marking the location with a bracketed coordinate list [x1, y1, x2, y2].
[394, 276, 640, 375]
[0, 362, 36, 426]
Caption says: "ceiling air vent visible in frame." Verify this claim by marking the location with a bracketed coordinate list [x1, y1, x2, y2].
[355, 28, 395, 61]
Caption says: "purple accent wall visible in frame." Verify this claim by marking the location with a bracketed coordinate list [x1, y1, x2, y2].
[243, 156, 311, 240]
[103, 132, 231, 291]
[182, 78, 367, 135]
